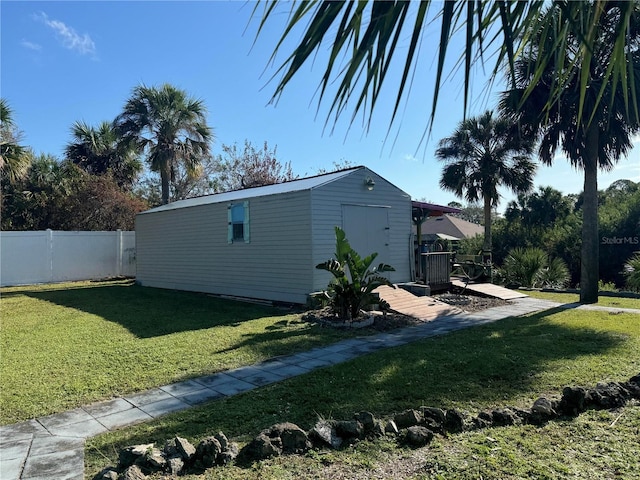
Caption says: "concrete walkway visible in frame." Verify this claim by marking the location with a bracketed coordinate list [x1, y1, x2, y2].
[2, 297, 636, 480]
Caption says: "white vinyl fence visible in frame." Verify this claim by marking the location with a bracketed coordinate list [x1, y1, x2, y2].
[0, 230, 136, 287]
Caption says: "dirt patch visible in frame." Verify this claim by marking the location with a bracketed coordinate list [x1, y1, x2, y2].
[433, 293, 509, 313]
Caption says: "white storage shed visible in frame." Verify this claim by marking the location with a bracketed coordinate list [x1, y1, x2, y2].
[135, 166, 412, 304]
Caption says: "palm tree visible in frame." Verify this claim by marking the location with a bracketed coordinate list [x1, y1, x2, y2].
[255, 2, 638, 138]
[500, 1, 640, 304]
[114, 84, 213, 204]
[65, 120, 142, 190]
[435, 111, 536, 264]
[0, 99, 30, 184]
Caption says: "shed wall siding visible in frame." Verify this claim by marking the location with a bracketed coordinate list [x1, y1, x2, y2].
[136, 190, 313, 303]
[310, 170, 412, 291]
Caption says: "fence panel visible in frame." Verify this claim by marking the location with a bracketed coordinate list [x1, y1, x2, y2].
[0, 230, 136, 286]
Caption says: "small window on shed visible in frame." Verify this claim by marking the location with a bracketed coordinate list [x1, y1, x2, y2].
[228, 201, 250, 243]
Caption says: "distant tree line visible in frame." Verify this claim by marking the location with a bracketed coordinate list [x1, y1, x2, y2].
[455, 180, 640, 289]
[0, 85, 300, 231]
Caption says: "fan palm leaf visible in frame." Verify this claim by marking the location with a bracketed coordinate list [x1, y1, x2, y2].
[254, 1, 638, 139]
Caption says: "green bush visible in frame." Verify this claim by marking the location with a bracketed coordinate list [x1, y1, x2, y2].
[500, 247, 569, 288]
[316, 227, 395, 320]
[623, 252, 640, 292]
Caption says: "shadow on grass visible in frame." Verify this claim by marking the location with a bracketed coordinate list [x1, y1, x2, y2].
[86, 307, 635, 468]
[20, 281, 285, 338]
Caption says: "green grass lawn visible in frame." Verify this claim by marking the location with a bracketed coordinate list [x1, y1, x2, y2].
[0, 280, 365, 424]
[518, 289, 640, 309]
[85, 306, 640, 479]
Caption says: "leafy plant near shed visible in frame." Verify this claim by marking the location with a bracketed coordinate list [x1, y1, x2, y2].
[316, 226, 395, 320]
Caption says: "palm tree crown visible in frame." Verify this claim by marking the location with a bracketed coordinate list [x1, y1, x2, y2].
[436, 110, 536, 262]
[115, 84, 213, 204]
[65, 120, 142, 190]
[0, 98, 30, 184]
[500, 1, 640, 303]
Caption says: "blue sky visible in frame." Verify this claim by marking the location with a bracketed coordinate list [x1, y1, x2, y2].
[2, 1, 638, 212]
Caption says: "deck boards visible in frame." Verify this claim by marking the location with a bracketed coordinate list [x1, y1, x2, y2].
[374, 285, 462, 321]
[450, 280, 528, 300]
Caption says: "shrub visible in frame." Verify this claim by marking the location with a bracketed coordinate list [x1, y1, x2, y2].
[500, 247, 569, 288]
[623, 253, 640, 292]
[316, 227, 395, 320]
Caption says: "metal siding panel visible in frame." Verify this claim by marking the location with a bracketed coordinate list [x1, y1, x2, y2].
[310, 169, 411, 291]
[136, 190, 313, 303]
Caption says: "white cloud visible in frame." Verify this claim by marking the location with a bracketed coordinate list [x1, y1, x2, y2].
[34, 11, 96, 57]
[21, 40, 42, 51]
[403, 154, 418, 163]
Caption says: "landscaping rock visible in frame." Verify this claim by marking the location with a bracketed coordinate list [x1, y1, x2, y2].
[444, 409, 465, 433]
[270, 422, 312, 454]
[403, 426, 434, 447]
[532, 397, 557, 416]
[93, 467, 118, 480]
[195, 436, 222, 468]
[162, 440, 179, 458]
[473, 411, 493, 429]
[621, 380, 640, 400]
[371, 420, 386, 438]
[394, 409, 423, 429]
[174, 436, 196, 462]
[420, 406, 446, 433]
[559, 386, 590, 416]
[385, 420, 399, 436]
[309, 419, 342, 449]
[218, 442, 239, 465]
[141, 447, 166, 471]
[214, 431, 229, 451]
[590, 382, 629, 409]
[530, 397, 558, 424]
[354, 411, 376, 434]
[118, 444, 154, 470]
[243, 432, 282, 460]
[166, 456, 185, 476]
[512, 407, 532, 424]
[335, 420, 364, 440]
[491, 408, 519, 426]
[119, 465, 146, 480]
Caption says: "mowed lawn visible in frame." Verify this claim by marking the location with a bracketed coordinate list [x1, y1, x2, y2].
[0, 280, 362, 425]
[85, 304, 640, 479]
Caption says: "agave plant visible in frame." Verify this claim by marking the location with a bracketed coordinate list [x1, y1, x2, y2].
[316, 227, 395, 320]
[623, 253, 640, 293]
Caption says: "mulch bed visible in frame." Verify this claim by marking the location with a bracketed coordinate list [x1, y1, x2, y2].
[303, 292, 510, 332]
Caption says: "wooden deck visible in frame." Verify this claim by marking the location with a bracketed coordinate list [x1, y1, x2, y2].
[450, 280, 528, 300]
[374, 285, 462, 321]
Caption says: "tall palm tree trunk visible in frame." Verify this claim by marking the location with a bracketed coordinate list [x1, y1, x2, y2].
[580, 126, 600, 304]
[482, 194, 493, 265]
[160, 165, 171, 205]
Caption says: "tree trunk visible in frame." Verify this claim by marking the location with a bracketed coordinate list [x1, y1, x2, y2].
[160, 164, 170, 205]
[580, 126, 599, 304]
[482, 194, 492, 265]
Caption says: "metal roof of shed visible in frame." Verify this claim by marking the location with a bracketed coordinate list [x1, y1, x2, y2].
[140, 166, 365, 215]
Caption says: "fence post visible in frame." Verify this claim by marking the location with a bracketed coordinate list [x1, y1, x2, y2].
[46, 229, 54, 283]
[116, 229, 123, 277]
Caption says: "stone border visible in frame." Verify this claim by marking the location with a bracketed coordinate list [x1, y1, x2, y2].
[93, 373, 640, 479]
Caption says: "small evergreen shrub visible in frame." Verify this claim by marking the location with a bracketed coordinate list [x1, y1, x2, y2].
[500, 247, 569, 288]
[623, 253, 640, 292]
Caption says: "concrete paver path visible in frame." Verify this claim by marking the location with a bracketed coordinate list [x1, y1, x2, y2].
[2, 297, 636, 480]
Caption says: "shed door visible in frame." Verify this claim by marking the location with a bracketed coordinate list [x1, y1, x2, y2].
[342, 205, 390, 269]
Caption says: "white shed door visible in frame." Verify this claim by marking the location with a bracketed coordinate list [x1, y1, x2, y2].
[342, 205, 391, 268]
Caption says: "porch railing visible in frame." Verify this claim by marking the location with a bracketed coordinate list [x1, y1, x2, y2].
[419, 251, 452, 289]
